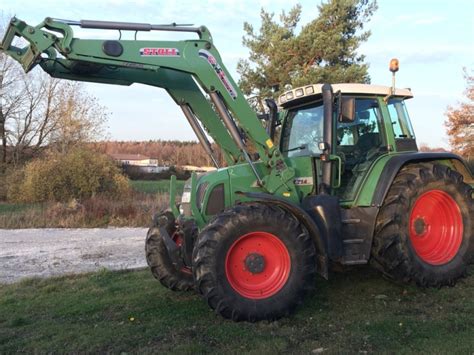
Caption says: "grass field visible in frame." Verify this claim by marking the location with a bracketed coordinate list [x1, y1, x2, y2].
[0, 266, 472, 353]
[130, 179, 185, 195]
[0, 203, 39, 214]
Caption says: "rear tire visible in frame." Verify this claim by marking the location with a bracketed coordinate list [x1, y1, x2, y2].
[192, 203, 316, 322]
[371, 163, 473, 287]
[145, 212, 194, 291]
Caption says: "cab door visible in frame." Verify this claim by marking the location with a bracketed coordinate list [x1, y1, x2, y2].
[334, 97, 386, 201]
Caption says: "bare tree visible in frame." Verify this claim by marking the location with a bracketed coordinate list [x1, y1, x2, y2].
[445, 69, 474, 160]
[46, 80, 108, 154]
[0, 14, 109, 166]
[2, 67, 108, 164]
[0, 37, 108, 164]
[0, 51, 23, 168]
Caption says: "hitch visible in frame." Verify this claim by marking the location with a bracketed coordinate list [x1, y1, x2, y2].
[159, 226, 184, 270]
[156, 215, 185, 270]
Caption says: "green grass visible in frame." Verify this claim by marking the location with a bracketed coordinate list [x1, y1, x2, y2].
[0, 203, 39, 214]
[1, 266, 472, 353]
[130, 179, 185, 195]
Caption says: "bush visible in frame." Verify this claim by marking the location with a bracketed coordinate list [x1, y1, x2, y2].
[7, 148, 130, 203]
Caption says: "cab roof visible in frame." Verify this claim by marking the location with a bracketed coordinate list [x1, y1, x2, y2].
[278, 83, 413, 108]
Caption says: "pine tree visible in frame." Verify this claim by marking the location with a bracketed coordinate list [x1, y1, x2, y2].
[237, 0, 377, 102]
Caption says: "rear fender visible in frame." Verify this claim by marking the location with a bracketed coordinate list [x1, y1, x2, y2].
[372, 152, 473, 207]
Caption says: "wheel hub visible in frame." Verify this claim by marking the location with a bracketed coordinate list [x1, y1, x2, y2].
[409, 189, 463, 265]
[225, 231, 291, 299]
[245, 253, 266, 274]
[413, 217, 427, 235]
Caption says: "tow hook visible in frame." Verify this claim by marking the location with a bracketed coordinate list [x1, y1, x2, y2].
[158, 217, 184, 270]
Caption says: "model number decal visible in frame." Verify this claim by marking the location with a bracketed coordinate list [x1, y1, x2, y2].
[198, 49, 237, 100]
[140, 48, 180, 56]
[293, 177, 313, 186]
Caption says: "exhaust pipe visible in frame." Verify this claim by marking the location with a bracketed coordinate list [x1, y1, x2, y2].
[265, 98, 278, 140]
[320, 83, 333, 194]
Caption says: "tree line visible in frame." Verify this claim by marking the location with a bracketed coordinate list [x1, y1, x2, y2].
[90, 140, 223, 167]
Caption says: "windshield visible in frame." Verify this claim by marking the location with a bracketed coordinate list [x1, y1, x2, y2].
[387, 98, 415, 139]
[280, 101, 324, 158]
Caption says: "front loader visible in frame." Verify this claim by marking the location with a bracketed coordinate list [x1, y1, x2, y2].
[2, 17, 472, 322]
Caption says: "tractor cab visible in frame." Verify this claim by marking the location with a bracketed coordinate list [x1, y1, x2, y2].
[278, 83, 415, 200]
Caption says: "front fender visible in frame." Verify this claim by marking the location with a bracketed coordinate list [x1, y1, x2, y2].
[235, 191, 329, 279]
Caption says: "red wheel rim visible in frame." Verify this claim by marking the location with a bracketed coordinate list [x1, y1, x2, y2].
[409, 190, 463, 265]
[225, 231, 291, 299]
[171, 231, 192, 275]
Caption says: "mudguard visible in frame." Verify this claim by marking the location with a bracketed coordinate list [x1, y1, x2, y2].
[372, 152, 473, 207]
[236, 191, 330, 279]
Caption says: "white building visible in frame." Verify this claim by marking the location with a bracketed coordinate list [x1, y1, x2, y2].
[109, 153, 169, 173]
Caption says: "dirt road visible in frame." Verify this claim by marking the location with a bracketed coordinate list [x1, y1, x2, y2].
[0, 228, 149, 284]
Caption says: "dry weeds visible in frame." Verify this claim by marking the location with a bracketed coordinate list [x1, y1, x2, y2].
[0, 193, 170, 228]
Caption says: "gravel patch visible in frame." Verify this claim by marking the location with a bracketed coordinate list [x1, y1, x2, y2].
[0, 228, 149, 284]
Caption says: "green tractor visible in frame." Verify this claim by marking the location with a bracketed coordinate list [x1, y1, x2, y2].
[2, 17, 472, 322]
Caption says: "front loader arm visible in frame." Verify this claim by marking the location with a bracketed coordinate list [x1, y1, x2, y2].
[1, 17, 297, 195]
[40, 59, 241, 165]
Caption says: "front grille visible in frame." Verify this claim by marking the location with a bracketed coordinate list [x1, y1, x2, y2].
[205, 184, 225, 216]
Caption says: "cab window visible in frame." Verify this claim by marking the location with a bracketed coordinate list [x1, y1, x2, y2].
[281, 101, 324, 158]
[387, 98, 415, 139]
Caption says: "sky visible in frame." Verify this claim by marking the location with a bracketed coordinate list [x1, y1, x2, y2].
[1, 0, 473, 149]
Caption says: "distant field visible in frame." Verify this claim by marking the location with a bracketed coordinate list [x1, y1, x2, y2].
[130, 180, 185, 195]
[0, 266, 472, 353]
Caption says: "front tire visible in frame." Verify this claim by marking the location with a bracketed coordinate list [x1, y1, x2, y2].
[192, 204, 316, 322]
[145, 212, 194, 291]
[371, 163, 473, 287]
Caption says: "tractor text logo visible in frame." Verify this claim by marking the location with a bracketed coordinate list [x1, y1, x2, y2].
[198, 49, 238, 100]
[140, 48, 180, 56]
[294, 177, 313, 186]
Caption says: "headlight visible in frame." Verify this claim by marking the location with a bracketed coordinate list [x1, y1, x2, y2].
[181, 191, 191, 203]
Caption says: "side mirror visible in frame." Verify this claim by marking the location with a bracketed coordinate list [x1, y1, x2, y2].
[338, 97, 356, 123]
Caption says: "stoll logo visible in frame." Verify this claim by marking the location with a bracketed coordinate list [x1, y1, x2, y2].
[140, 48, 180, 56]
